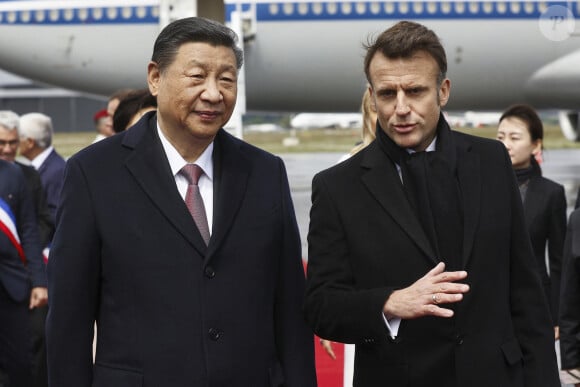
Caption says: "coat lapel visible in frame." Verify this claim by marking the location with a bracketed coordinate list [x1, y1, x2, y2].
[205, 129, 250, 261]
[123, 113, 208, 255]
[360, 143, 437, 264]
[454, 135, 481, 267]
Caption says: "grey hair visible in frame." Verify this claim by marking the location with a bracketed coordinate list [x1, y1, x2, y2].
[19, 113, 53, 148]
[0, 110, 20, 131]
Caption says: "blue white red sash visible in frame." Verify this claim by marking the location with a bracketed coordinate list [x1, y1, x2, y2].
[0, 197, 27, 264]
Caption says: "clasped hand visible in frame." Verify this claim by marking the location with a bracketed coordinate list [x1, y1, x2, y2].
[383, 262, 469, 319]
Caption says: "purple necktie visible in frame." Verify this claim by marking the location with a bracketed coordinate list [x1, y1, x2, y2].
[180, 164, 210, 245]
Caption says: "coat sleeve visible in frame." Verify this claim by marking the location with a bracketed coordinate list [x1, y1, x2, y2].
[273, 157, 317, 387]
[46, 157, 100, 386]
[16, 171, 46, 288]
[559, 209, 580, 370]
[503, 150, 560, 386]
[547, 183, 567, 324]
[304, 171, 394, 344]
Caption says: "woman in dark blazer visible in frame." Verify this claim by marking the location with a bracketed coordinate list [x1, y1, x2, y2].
[496, 104, 567, 337]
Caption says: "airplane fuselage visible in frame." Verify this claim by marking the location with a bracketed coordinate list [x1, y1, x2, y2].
[0, 1, 578, 113]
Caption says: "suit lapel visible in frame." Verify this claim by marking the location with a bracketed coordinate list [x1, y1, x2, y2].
[205, 130, 250, 261]
[123, 113, 207, 255]
[360, 143, 437, 264]
[454, 136, 481, 267]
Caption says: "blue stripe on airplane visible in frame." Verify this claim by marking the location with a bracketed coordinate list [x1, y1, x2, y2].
[0, 6, 158, 25]
[0, 2, 576, 25]
[225, 1, 577, 21]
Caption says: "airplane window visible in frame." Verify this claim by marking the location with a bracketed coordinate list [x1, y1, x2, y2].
[355, 2, 366, 15]
[298, 3, 308, 15]
[537, 3, 548, 13]
[497, 2, 507, 14]
[107, 7, 118, 20]
[326, 3, 337, 15]
[92, 8, 103, 20]
[122, 7, 133, 19]
[136, 6, 147, 19]
[524, 2, 535, 14]
[78, 8, 88, 21]
[384, 2, 395, 14]
[49, 9, 59, 22]
[510, 2, 521, 14]
[369, 2, 381, 15]
[20, 11, 31, 23]
[341, 2, 353, 15]
[483, 2, 493, 14]
[283, 2, 294, 15]
[35, 10, 45, 22]
[441, 2, 452, 14]
[455, 2, 465, 14]
[312, 3, 323, 15]
[413, 2, 424, 14]
[268, 4, 279, 15]
[7, 11, 16, 23]
[0, 13, 3, 22]
[469, 2, 479, 14]
[64, 9, 74, 21]
[151, 6, 159, 18]
[399, 2, 409, 14]
[427, 2, 438, 14]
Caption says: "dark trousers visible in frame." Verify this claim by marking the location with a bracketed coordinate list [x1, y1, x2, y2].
[30, 305, 48, 387]
[0, 284, 32, 387]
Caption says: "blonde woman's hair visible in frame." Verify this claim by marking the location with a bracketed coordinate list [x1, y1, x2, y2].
[350, 88, 377, 156]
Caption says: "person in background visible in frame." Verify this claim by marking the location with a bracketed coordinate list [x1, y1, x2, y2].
[496, 104, 566, 339]
[337, 88, 377, 164]
[106, 88, 135, 120]
[112, 88, 157, 133]
[92, 108, 114, 143]
[0, 111, 53, 247]
[17, 112, 65, 387]
[0, 149, 47, 385]
[304, 20, 559, 386]
[560, 207, 580, 386]
[19, 112, 66, 224]
[46, 17, 316, 387]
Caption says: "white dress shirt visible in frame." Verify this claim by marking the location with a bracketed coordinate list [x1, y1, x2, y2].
[30, 146, 54, 170]
[157, 124, 214, 235]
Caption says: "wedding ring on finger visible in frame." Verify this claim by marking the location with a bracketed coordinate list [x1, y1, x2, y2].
[432, 294, 440, 304]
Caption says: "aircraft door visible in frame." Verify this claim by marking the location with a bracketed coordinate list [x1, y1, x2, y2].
[159, 1, 225, 28]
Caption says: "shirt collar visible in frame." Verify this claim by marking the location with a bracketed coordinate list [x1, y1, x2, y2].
[31, 146, 54, 170]
[156, 123, 214, 181]
[406, 136, 437, 154]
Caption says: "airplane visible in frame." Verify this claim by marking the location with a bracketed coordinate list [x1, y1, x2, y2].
[0, 0, 579, 141]
[290, 112, 363, 130]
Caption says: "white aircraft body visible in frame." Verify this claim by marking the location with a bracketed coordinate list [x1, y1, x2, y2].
[0, 1, 579, 139]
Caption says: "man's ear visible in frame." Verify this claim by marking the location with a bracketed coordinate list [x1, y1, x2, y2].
[439, 78, 451, 107]
[147, 61, 160, 97]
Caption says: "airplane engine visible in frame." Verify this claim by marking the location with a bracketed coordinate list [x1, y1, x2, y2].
[559, 111, 580, 142]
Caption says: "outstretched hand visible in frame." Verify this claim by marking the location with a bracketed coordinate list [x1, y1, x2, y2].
[383, 262, 469, 319]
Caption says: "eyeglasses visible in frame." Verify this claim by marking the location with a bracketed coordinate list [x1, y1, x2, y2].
[0, 140, 19, 148]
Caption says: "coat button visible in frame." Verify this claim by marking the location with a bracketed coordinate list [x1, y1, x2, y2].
[455, 334, 464, 345]
[208, 328, 221, 341]
[204, 266, 216, 279]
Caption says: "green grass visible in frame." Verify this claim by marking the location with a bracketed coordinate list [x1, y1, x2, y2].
[54, 123, 580, 159]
